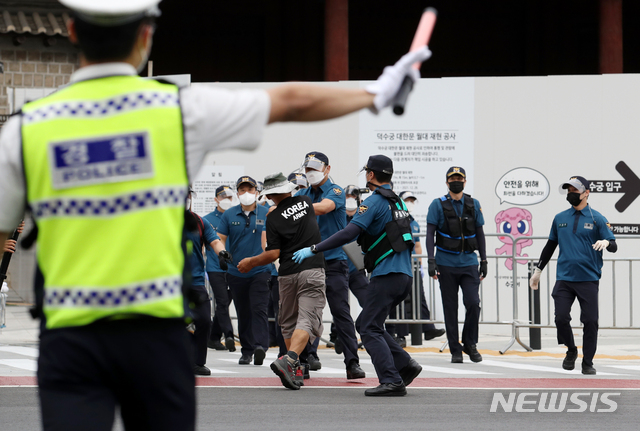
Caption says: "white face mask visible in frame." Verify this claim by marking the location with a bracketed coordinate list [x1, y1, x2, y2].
[239, 192, 256, 206]
[345, 198, 358, 211]
[267, 199, 275, 206]
[258, 195, 267, 205]
[306, 170, 325, 186]
[218, 198, 233, 211]
[404, 201, 415, 213]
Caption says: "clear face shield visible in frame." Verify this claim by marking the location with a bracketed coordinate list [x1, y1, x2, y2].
[303, 156, 327, 173]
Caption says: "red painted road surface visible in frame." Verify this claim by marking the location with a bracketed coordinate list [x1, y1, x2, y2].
[4, 376, 640, 389]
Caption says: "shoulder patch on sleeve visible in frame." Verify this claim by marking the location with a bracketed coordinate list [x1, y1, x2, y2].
[607, 222, 612, 231]
[333, 187, 342, 195]
[358, 204, 368, 215]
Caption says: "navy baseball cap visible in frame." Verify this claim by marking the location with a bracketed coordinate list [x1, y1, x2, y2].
[361, 155, 393, 175]
[235, 176, 257, 189]
[216, 185, 233, 198]
[303, 152, 329, 171]
[446, 166, 466, 178]
[288, 172, 308, 188]
[561, 176, 590, 193]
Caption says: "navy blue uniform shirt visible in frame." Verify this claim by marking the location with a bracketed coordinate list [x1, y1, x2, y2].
[218, 204, 270, 278]
[351, 184, 412, 278]
[203, 208, 225, 273]
[187, 213, 220, 286]
[427, 193, 484, 267]
[298, 180, 347, 261]
[549, 204, 615, 282]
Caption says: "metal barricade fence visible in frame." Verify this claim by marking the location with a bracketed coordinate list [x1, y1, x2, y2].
[205, 234, 640, 352]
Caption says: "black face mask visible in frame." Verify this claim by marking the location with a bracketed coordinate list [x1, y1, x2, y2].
[448, 181, 464, 194]
[567, 192, 583, 207]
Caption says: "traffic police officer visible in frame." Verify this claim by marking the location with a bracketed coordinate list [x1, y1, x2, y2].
[398, 191, 445, 341]
[297, 152, 365, 379]
[0, 0, 432, 423]
[217, 176, 271, 365]
[185, 191, 232, 375]
[204, 185, 236, 352]
[426, 167, 487, 364]
[530, 176, 617, 375]
[294, 155, 423, 397]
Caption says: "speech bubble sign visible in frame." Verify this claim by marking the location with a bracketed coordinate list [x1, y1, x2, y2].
[495, 167, 550, 205]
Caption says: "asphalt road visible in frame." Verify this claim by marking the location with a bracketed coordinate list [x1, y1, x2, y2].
[2, 387, 640, 431]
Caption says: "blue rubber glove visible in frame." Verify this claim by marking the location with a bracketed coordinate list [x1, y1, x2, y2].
[293, 247, 314, 264]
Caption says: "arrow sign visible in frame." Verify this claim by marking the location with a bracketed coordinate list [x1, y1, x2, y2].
[588, 161, 640, 212]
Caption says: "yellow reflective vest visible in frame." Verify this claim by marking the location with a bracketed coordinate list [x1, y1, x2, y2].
[21, 75, 188, 329]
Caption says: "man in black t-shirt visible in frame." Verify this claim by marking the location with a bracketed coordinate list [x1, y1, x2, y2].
[238, 172, 326, 390]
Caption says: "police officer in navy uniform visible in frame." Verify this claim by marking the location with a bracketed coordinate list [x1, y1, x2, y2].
[530, 176, 617, 375]
[426, 167, 487, 364]
[185, 190, 232, 375]
[204, 185, 236, 351]
[217, 176, 271, 365]
[294, 155, 423, 396]
[297, 152, 365, 379]
[288, 172, 309, 192]
[398, 191, 445, 342]
[0, 0, 432, 423]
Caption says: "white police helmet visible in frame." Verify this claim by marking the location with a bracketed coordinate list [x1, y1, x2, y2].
[59, 0, 161, 26]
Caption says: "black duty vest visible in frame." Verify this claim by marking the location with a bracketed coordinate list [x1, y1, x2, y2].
[357, 187, 414, 272]
[436, 193, 478, 254]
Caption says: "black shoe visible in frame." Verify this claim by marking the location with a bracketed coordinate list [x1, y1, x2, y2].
[394, 336, 407, 348]
[225, 336, 236, 352]
[358, 342, 364, 349]
[582, 363, 596, 375]
[307, 355, 322, 371]
[462, 344, 482, 363]
[207, 339, 227, 350]
[399, 358, 422, 387]
[254, 347, 266, 365]
[423, 328, 446, 341]
[194, 365, 211, 376]
[347, 361, 366, 379]
[364, 382, 407, 397]
[563, 350, 578, 370]
[300, 362, 310, 379]
[334, 337, 343, 355]
[239, 354, 252, 365]
[451, 352, 463, 363]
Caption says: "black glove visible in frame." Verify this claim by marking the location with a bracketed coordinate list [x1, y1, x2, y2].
[479, 260, 488, 279]
[427, 258, 438, 277]
[218, 250, 232, 271]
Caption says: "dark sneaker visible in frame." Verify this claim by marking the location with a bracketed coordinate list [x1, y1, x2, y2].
[302, 362, 310, 380]
[225, 336, 236, 352]
[254, 347, 266, 366]
[451, 352, 463, 363]
[462, 344, 482, 362]
[346, 361, 366, 379]
[399, 358, 422, 387]
[239, 354, 252, 365]
[364, 382, 407, 397]
[563, 350, 578, 370]
[270, 356, 301, 390]
[307, 355, 322, 371]
[194, 365, 211, 376]
[423, 328, 446, 340]
[582, 362, 596, 375]
[207, 340, 227, 350]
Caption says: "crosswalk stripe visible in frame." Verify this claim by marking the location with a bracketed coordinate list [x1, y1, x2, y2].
[0, 346, 39, 358]
[418, 364, 498, 375]
[0, 359, 37, 372]
[480, 359, 625, 376]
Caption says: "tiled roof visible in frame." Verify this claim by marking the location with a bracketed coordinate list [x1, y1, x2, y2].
[0, 9, 70, 37]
